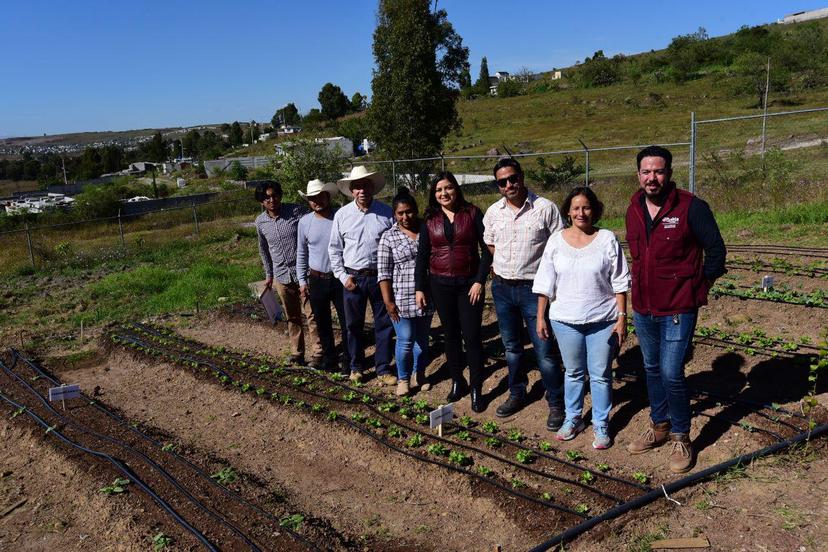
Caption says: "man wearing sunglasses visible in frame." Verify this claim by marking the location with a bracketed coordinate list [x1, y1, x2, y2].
[483, 158, 565, 428]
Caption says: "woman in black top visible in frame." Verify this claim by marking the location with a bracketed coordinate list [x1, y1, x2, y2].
[415, 172, 492, 412]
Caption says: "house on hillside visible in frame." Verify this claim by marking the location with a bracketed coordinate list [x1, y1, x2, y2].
[488, 71, 511, 95]
[779, 7, 828, 23]
[277, 124, 302, 136]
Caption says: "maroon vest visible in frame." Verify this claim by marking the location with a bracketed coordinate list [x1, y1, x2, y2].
[625, 185, 710, 315]
[427, 206, 480, 278]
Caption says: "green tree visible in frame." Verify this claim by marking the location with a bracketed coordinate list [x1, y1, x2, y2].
[246, 121, 260, 144]
[182, 130, 201, 157]
[229, 122, 244, 146]
[368, 0, 467, 165]
[272, 103, 300, 127]
[496, 79, 523, 98]
[100, 145, 124, 173]
[318, 83, 350, 120]
[228, 160, 249, 180]
[302, 108, 326, 128]
[141, 132, 168, 162]
[732, 52, 788, 107]
[77, 147, 104, 179]
[272, 139, 346, 200]
[475, 56, 490, 96]
[350, 92, 367, 112]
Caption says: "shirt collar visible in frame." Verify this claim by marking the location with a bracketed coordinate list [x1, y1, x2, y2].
[497, 190, 538, 211]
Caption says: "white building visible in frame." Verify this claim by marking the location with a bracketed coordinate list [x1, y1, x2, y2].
[779, 7, 828, 23]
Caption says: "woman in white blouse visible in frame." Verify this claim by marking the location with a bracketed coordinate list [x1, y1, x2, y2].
[533, 187, 630, 449]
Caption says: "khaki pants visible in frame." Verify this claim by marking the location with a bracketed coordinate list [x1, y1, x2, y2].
[274, 281, 322, 360]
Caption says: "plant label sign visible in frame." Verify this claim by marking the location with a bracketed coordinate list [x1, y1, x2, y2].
[762, 275, 774, 291]
[429, 403, 454, 432]
[48, 384, 80, 410]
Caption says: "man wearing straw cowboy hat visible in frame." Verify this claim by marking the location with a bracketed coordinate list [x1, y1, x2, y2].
[297, 178, 351, 374]
[254, 180, 323, 367]
[329, 166, 395, 384]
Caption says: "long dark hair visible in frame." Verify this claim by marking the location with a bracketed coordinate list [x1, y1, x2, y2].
[424, 171, 470, 219]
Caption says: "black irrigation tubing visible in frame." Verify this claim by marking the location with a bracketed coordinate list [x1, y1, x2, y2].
[725, 261, 828, 277]
[693, 335, 817, 359]
[8, 350, 322, 552]
[0, 357, 265, 552]
[109, 331, 598, 515]
[712, 290, 828, 309]
[0, 389, 219, 552]
[694, 333, 824, 353]
[528, 421, 828, 552]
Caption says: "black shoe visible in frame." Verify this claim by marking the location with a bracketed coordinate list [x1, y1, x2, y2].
[308, 357, 324, 370]
[546, 406, 564, 431]
[496, 396, 525, 418]
[446, 379, 468, 402]
[289, 355, 305, 366]
[470, 386, 485, 413]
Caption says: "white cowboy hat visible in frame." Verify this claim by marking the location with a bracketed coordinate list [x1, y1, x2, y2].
[298, 178, 338, 199]
[336, 165, 386, 197]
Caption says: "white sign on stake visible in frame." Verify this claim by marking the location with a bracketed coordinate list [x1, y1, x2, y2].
[762, 275, 774, 292]
[48, 384, 81, 411]
[429, 403, 454, 437]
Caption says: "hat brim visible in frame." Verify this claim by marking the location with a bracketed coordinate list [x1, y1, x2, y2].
[336, 172, 386, 197]
[298, 182, 338, 198]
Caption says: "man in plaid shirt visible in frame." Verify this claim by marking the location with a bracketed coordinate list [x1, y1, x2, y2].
[483, 158, 565, 428]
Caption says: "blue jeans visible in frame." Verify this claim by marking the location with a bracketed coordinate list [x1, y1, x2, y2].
[492, 279, 563, 407]
[343, 274, 394, 376]
[550, 320, 616, 430]
[391, 315, 433, 381]
[633, 311, 697, 435]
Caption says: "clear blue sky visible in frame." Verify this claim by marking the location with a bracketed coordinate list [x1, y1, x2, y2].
[1, 0, 824, 137]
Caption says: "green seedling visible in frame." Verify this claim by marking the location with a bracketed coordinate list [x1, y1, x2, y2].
[342, 391, 357, 402]
[361, 394, 372, 404]
[99, 477, 130, 495]
[398, 407, 412, 419]
[456, 430, 472, 441]
[256, 387, 266, 396]
[448, 450, 471, 466]
[507, 429, 524, 442]
[541, 492, 553, 501]
[515, 450, 535, 464]
[311, 403, 325, 413]
[414, 399, 430, 411]
[477, 466, 493, 476]
[295, 400, 306, 408]
[579, 470, 595, 485]
[211, 467, 238, 485]
[367, 418, 383, 429]
[387, 425, 403, 438]
[484, 437, 502, 448]
[279, 514, 305, 530]
[257, 365, 270, 374]
[152, 532, 173, 551]
[161, 443, 177, 453]
[575, 503, 590, 515]
[378, 402, 396, 413]
[327, 411, 338, 421]
[330, 372, 344, 381]
[292, 376, 308, 387]
[240, 382, 252, 393]
[350, 413, 366, 423]
[481, 421, 499, 434]
[11, 406, 26, 419]
[538, 441, 553, 452]
[510, 478, 527, 489]
[427, 443, 449, 456]
[633, 471, 649, 484]
[595, 462, 610, 473]
[415, 414, 429, 425]
[407, 433, 424, 448]
[458, 415, 473, 428]
[399, 396, 413, 405]
[566, 450, 584, 462]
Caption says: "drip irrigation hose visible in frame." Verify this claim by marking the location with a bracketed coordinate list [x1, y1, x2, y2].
[0, 358, 265, 552]
[711, 289, 828, 309]
[108, 333, 592, 517]
[9, 350, 321, 552]
[725, 260, 828, 277]
[694, 334, 822, 356]
[0, 389, 219, 552]
[528, 421, 828, 552]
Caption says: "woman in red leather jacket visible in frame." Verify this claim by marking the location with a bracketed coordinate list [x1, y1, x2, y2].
[415, 171, 492, 412]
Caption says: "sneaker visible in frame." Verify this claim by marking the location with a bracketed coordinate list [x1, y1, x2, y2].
[348, 371, 363, 383]
[592, 426, 612, 450]
[377, 374, 398, 386]
[413, 371, 431, 391]
[667, 433, 694, 473]
[308, 357, 324, 370]
[546, 406, 564, 431]
[627, 421, 672, 454]
[289, 354, 305, 366]
[396, 380, 410, 397]
[555, 418, 585, 441]
[495, 396, 525, 418]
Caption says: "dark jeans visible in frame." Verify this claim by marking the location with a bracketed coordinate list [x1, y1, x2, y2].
[633, 310, 698, 435]
[307, 274, 350, 371]
[343, 274, 394, 376]
[430, 277, 484, 388]
[491, 279, 563, 407]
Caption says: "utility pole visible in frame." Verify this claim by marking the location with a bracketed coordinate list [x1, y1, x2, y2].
[761, 57, 771, 159]
[61, 156, 68, 186]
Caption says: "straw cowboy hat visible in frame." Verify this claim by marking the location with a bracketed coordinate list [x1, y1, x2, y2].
[336, 165, 386, 197]
[298, 178, 338, 199]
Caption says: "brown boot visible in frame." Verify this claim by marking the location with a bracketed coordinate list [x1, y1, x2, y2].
[627, 421, 672, 454]
[667, 433, 694, 473]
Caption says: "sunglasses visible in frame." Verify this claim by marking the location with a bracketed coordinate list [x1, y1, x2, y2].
[496, 174, 521, 188]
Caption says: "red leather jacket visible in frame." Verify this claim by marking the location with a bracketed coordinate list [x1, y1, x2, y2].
[426, 206, 481, 278]
[625, 185, 711, 315]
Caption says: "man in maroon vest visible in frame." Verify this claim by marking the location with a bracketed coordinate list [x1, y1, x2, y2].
[625, 145, 726, 473]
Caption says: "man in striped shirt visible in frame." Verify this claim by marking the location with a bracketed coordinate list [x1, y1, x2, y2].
[255, 181, 322, 366]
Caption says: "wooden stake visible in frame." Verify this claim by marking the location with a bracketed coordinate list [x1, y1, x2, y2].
[80, 320, 84, 342]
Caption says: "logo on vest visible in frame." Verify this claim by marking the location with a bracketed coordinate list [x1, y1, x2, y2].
[662, 216, 680, 229]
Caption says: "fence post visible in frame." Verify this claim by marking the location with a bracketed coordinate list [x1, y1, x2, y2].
[577, 138, 590, 186]
[24, 222, 35, 269]
[117, 209, 125, 248]
[761, 57, 770, 159]
[192, 204, 200, 237]
[689, 111, 696, 195]
[440, 153, 445, 173]
[392, 161, 397, 190]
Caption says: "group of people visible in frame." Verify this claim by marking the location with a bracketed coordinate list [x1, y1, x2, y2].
[255, 145, 726, 474]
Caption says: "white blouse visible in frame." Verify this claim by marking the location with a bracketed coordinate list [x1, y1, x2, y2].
[532, 228, 631, 324]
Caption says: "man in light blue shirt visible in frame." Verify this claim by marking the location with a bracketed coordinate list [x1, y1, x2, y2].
[329, 166, 394, 384]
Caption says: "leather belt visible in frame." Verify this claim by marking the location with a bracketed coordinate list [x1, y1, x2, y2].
[308, 269, 334, 279]
[345, 267, 378, 276]
[493, 274, 534, 286]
